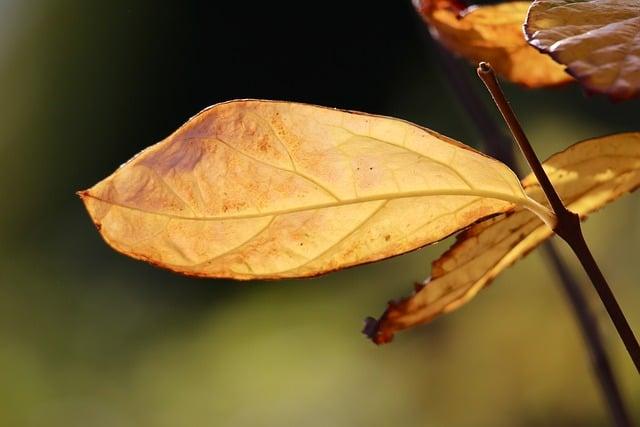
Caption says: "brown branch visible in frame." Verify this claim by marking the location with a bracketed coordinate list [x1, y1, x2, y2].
[543, 241, 633, 427]
[477, 62, 640, 377]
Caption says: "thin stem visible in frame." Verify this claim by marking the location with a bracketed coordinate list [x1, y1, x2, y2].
[562, 221, 640, 375]
[476, 63, 567, 215]
[544, 242, 633, 427]
[432, 43, 632, 426]
[476, 62, 640, 376]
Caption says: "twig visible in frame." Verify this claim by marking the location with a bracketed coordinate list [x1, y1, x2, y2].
[477, 62, 640, 376]
[433, 44, 633, 427]
[543, 242, 632, 427]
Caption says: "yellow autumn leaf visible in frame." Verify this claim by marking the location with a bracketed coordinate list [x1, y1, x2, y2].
[525, 0, 640, 100]
[369, 133, 640, 344]
[414, 0, 572, 87]
[79, 100, 552, 280]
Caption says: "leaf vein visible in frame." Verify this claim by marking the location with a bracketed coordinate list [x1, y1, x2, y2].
[84, 186, 525, 222]
[187, 216, 277, 269]
[271, 200, 390, 274]
[205, 135, 341, 201]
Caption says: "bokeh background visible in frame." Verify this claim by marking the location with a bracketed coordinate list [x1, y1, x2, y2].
[1, 1, 638, 426]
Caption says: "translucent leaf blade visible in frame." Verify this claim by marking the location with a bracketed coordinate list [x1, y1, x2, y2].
[80, 100, 543, 280]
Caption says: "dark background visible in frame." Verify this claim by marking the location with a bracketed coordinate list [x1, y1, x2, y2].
[1, 1, 638, 426]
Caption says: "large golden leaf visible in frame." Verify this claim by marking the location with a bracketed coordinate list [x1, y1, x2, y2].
[414, 0, 572, 87]
[79, 100, 551, 280]
[369, 133, 640, 344]
[525, 0, 640, 100]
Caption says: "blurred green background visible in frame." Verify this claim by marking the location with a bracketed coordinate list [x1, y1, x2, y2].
[0, 1, 638, 426]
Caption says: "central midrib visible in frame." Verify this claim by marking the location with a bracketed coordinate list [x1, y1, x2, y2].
[84, 187, 539, 221]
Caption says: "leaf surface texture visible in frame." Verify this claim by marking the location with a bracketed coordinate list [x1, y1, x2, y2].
[525, 0, 640, 100]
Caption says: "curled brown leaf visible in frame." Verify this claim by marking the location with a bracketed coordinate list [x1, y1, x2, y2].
[369, 132, 640, 344]
[414, 0, 572, 87]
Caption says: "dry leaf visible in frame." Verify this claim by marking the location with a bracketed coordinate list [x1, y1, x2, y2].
[79, 100, 552, 280]
[369, 132, 640, 344]
[414, 0, 572, 87]
[525, 0, 640, 100]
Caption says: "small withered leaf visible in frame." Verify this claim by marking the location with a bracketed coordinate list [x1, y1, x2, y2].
[79, 100, 551, 280]
[525, 0, 640, 101]
[370, 133, 640, 344]
[414, 0, 572, 88]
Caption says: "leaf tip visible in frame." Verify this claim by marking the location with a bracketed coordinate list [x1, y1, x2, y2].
[362, 316, 395, 345]
[76, 189, 90, 199]
[361, 316, 378, 339]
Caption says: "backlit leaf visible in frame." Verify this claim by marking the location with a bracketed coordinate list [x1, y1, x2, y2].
[369, 133, 640, 344]
[525, 0, 640, 100]
[414, 0, 572, 87]
[79, 100, 552, 280]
